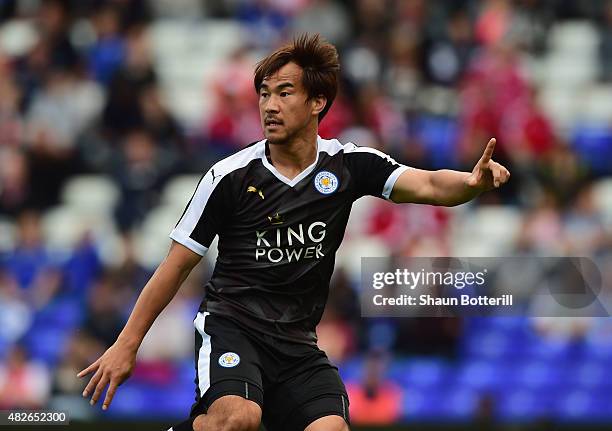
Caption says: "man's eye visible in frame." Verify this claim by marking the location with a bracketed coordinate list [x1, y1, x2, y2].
[260, 93, 269, 98]
[280, 92, 289, 97]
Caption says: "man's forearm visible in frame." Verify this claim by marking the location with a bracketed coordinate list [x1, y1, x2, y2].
[115, 257, 193, 351]
[427, 169, 481, 207]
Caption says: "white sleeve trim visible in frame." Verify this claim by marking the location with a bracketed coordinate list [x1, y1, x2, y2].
[169, 228, 208, 256]
[382, 165, 410, 200]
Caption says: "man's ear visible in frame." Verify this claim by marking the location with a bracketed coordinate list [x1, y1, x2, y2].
[311, 95, 327, 117]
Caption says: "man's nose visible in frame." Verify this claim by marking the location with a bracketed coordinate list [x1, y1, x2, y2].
[265, 95, 280, 113]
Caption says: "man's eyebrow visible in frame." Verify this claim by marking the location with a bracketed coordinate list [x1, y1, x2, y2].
[259, 82, 295, 91]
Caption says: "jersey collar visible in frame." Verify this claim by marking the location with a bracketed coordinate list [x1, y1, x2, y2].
[261, 136, 321, 187]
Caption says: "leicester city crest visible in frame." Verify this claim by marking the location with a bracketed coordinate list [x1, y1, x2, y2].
[314, 171, 339, 195]
[218, 352, 241, 368]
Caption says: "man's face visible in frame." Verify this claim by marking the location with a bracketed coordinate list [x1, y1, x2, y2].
[258, 62, 321, 144]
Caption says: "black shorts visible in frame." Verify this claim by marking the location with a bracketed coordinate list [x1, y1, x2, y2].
[189, 312, 349, 431]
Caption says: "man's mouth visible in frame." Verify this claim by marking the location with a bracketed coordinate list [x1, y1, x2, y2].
[265, 119, 283, 126]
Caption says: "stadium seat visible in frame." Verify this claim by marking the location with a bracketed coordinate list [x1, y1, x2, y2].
[161, 174, 202, 208]
[24, 326, 71, 366]
[41, 205, 124, 267]
[61, 175, 120, 215]
[572, 125, 612, 175]
[414, 115, 460, 169]
[578, 85, 612, 125]
[450, 206, 521, 256]
[548, 22, 600, 56]
[593, 178, 612, 227]
[33, 297, 83, 329]
[149, 19, 246, 127]
[456, 360, 512, 392]
[555, 389, 612, 421]
[392, 358, 450, 388]
[135, 205, 186, 269]
[497, 388, 556, 420]
[402, 386, 478, 421]
[103, 383, 146, 417]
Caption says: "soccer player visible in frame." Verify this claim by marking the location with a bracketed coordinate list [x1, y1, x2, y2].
[78, 34, 510, 431]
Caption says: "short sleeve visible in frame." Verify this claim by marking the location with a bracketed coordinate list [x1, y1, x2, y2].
[169, 170, 233, 255]
[345, 144, 409, 200]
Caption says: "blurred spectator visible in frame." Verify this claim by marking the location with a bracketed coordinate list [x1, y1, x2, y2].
[459, 41, 530, 166]
[365, 201, 451, 255]
[515, 190, 565, 254]
[346, 350, 403, 425]
[81, 271, 127, 348]
[112, 130, 172, 231]
[35, 0, 79, 71]
[317, 269, 359, 362]
[424, 10, 475, 86]
[204, 47, 262, 155]
[138, 287, 194, 362]
[62, 235, 102, 298]
[0, 270, 33, 343]
[474, 0, 513, 47]
[139, 84, 184, 153]
[0, 148, 32, 215]
[0, 64, 24, 149]
[563, 184, 609, 255]
[0, 344, 50, 409]
[25, 67, 101, 208]
[88, 4, 126, 85]
[600, 0, 612, 81]
[48, 332, 103, 420]
[3, 211, 62, 309]
[102, 25, 156, 138]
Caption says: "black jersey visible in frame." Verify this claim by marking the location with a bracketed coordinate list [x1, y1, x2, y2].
[170, 136, 409, 344]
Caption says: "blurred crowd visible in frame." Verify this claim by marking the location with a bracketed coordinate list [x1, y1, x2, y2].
[1, 0, 612, 425]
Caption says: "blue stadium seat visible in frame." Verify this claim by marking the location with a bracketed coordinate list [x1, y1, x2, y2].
[402, 386, 478, 421]
[497, 389, 556, 420]
[456, 360, 514, 392]
[555, 389, 612, 421]
[23, 326, 71, 366]
[391, 357, 450, 388]
[572, 125, 612, 175]
[103, 383, 146, 418]
[515, 360, 566, 390]
[106, 382, 193, 418]
[33, 297, 83, 330]
[414, 115, 460, 169]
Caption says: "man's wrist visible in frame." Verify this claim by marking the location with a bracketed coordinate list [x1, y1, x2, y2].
[116, 333, 141, 352]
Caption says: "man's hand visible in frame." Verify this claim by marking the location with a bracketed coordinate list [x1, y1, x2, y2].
[77, 340, 137, 410]
[466, 138, 510, 191]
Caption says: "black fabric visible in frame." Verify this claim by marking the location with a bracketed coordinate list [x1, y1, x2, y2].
[274, 394, 350, 431]
[190, 314, 349, 431]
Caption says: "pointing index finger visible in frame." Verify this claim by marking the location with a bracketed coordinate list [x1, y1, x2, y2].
[480, 138, 496, 164]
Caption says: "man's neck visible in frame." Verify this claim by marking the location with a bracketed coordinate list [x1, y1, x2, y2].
[267, 131, 318, 181]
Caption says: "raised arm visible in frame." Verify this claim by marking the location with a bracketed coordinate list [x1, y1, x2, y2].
[77, 241, 202, 410]
[390, 138, 510, 206]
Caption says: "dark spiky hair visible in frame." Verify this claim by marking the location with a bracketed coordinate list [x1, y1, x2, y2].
[254, 34, 340, 122]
